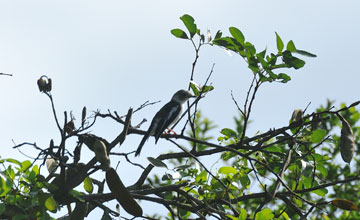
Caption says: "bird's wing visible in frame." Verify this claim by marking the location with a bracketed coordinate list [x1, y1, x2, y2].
[153, 101, 182, 142]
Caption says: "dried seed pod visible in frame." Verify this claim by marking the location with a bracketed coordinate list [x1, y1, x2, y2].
[37, 77, 47, 92]
[49, 139, 54, 154]
[70, 202, 88, 220]
[331, 198, 358, 211]
[81, 106, 87, 127]
[290, 109, 303, 124]
[311, 114, 321, 130]
[37, 76, 52, 92]
[338, 115, 355, 163]
[79, 134, 96, 151]
[46, 78, 52, 92]
[65, 120, 75, 135]
[93, 139, 110, 171]
[106, 168, 143, 217]
[51, 163, 86, 191]
[79, 135, 110, 170]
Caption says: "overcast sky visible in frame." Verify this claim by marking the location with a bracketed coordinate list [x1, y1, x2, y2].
[0, 1, 359, 218]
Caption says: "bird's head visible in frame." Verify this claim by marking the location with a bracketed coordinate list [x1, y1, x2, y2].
[171, 90, 196, 104]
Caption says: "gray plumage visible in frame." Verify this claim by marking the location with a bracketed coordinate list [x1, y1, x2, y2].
[135, 90, 195, 156]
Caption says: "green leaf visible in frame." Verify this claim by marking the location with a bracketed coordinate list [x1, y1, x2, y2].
[293, 197, 303, 207]
[45, 196, 57, 212]
[259, 73, 269, 82]
[190, 83, 200, 96]
[13, 215, 29, 220]
[147, 157, 168, 168]
[212, 37, 244, 53]
[202, 85, 214, 93]
[83, 176, 93, 194]
[295, 49, 317, 57]
[69, 190, 85, 202]
[239, 175, 250, 189]
[212, 38, 231, 47]
[267, 53, 277, 65]
[5, 158, 21, 166]
[180, 14, 197, 38]
[268, 70, 278, 79]
[175, 164, 191, 171]
[286, 40, 296, 52]
[257, 55, 268, 68]
[195, 170, 207, 183]
[225, 215, 238, 220]
[218, 166, 238, 175]
[229, 27, 245, 44]
[303, 176, 312, 188]
[266, 145, 282, 153]
[0, 203, 5, 215]
[31, 165, 39, 176]
[214, 30, 222, 39]
[239, 208, 247, 220]
[244, 42, 256, 55]
[302, 164, 313, 177]
[312, 188, 328, 196]
[277, 73, 291, 83]
[316, 164, 328, 178]
[310, 129, 327, 143]
[220, 128, 237, 138]
[258, 48, 267, 58]
[281, 211, 290, 220]
[19, 160, 32, 172]
[179, 208, 191, 218]
[275, 32, 284, 52]
[255, 208, 274, 220]
[282, 51, 305, 69]
[0, 177, 12, 196]
[171, 29, 189, 39]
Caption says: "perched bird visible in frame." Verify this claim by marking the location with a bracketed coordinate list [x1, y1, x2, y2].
[135, 90, 196, 156]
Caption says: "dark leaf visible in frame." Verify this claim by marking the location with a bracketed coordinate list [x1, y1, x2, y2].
[147, 157, 168, 168]
[229, 27, 245, 44]
[180, 14, 197, 38]
[258, 48, 267, 58]
[257, 55, 268, 68]
[295, 49, 317, 57]
[277, 73, 291, 83]
[282, 51, 305, 69]
[202, 85, 214, 93]
[214, 30, 222, 39]
[220, 128, 237, 138]
[171, 29, 189, 39]
[275, 32, 284, 52]
[244, 41, 256, 55]
[286, 40, 296, 52]
[267, 53, 277, 65]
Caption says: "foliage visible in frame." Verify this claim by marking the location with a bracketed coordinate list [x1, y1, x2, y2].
[0, 159, 55, 220]
[1, 14, 360, 220]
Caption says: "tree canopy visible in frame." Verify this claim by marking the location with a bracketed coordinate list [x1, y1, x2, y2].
[1, 14, 360, 220]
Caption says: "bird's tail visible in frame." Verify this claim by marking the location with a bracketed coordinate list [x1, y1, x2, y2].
[135, 132, 149, 157]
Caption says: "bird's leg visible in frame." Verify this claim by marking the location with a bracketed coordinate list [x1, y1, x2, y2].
[165, 128, 177, 135]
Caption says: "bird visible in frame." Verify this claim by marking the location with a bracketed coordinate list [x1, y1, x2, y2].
[135, 89, 196, 156]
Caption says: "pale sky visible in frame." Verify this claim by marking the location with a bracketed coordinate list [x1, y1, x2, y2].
[0, 1, 359, 219]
